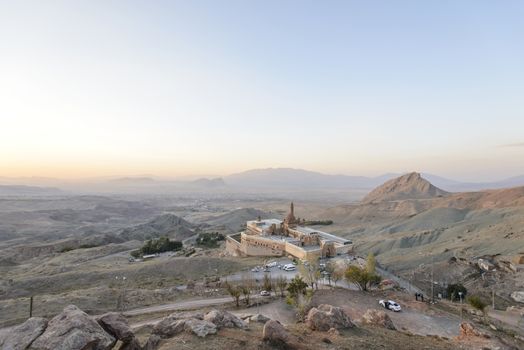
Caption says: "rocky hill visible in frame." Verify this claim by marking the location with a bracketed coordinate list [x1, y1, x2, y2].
[0, 185, 63, 196]
[198, 208, 272, 233]
[362, 172, 449, 203]
[319, 173, 524, 305]
[117, 214, 196, 241]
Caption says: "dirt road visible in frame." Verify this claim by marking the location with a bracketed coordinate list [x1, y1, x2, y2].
[311, 288, 461, 338]
[123, 296, 248, 317]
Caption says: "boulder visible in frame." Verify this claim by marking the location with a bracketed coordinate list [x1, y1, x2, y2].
[152, 319, 187, 338]
[1, 317, 47, 350]
[361, 309, 396, 330]
[183, 319, 217, 337]
[203, 309, 247, 329]
[510, 291, 524, 303]
[152, 311, 204, 338]
[249, 314, 270, 323]
[142, 334, 161, 350]
[262, 320, 290, 346]
[96, 312, 134, 343]
[118, 338, 142, 350]
[458, 322, 490, 339]
[306, 304, 354, 331]
[29, 305, 115, 350]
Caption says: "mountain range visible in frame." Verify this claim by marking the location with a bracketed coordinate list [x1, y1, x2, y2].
[2, 168, 524, 194]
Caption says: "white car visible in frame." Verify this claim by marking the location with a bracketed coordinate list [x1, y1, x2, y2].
[379, 299, 401, 312]
[266, 261, 277, 268]
[282, 264, 296, 271]
[260, 290, 271, 296]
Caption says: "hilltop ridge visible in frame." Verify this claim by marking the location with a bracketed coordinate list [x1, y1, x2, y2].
[362, 172, 449, 203]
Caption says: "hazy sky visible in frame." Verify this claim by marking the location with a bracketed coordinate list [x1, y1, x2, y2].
[1, 1, 523, 181]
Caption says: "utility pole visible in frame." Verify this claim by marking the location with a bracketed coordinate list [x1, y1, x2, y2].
[29, 296, 33, 318]
[431, 255, 434, 303]
[458, 292, 463, 320]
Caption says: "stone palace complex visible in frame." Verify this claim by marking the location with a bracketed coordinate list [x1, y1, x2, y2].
[226, 203, 353, 260]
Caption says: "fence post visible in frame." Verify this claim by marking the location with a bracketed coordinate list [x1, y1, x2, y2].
[29, 296, 33, 318]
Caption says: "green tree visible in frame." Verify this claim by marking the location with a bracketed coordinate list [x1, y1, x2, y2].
[467, 295, 487, 314]
[287, 276, 308, 298]
[345, 265, 381, 291]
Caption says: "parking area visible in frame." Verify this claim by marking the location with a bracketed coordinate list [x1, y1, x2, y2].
[310, 288, 461, 338]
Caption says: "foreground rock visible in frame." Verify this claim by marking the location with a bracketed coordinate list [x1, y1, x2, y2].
[510, 291, 524, 303]
[458, 322, 490, 339]
[249, 314, 270, 323]
[142, 334, 162, 350]
[1, 317, 47, 350]
[152, 311, 205, 338]
[29, 305, 115, 350]
[262, 320, 291, 347]
[361, 309, 396, 330]
[203, 309, 247, 329]
[306, 304, 354, 331]
[96, 312, 135, 343]
[152, 311, 219, 338]
[183, 319, 217, 337]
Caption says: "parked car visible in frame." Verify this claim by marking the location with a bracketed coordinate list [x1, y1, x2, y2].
[283, 264, 296, 271]
[266, 261, 277, 268]
[379, 299, 401, 312]
[260, 290, 271, 296]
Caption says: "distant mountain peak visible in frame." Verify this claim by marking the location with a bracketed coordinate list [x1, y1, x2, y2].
[191, 177, 226, 187]
[362, 172, 449, 203]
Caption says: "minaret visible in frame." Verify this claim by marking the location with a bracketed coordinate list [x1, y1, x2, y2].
[285, 201, 297, 226]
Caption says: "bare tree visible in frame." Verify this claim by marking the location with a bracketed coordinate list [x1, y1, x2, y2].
[240, 274, 254, 305]
[276, 275, 288, 297]
[298, 257, 321, 290]
[263, 273, 272, 292]
[225, 281, 241, 307]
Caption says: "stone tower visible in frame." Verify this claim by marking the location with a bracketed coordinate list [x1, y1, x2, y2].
[284, 202, 297, 226]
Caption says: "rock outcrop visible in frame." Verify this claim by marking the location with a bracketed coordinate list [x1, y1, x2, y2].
[142, 334, 162, 350]
[249, 314, 270, 323]
[152, 310, 244, 339]
[203, 309, 247, 329]
[0, 317, 47, 350]
[96, 313, 135, 343]
[510, 291, 524, 303]
[29, 305, 115, 350]
[306, 304, 354, 331]
[182, 319, 217, 338]
[361, 309, 396, 330]
[458, 322, 490, 339]
[152, 311, 205, 338]
[262, 320, 291, 347]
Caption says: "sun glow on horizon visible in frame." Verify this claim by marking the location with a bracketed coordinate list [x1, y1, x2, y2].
[1, 1, 523, 182]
